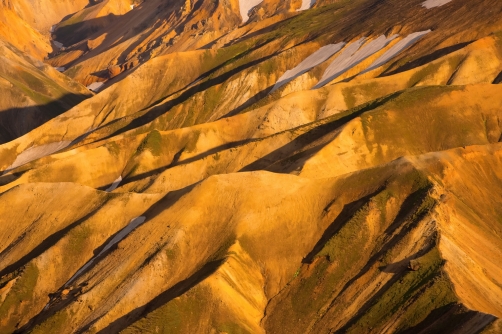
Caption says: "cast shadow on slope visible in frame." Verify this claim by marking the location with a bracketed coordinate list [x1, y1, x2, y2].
[400, 303, 496, 333]
[0, 93, 90, 145]
[112, 92, 400, 191]
[326, 187, 439, 333]
[105, 48, 281, 138]
[50, 7, 165, 73]
[53, 15, 121, 48]
[381, 41, 474, 77]
[110, 140, 249, 190]
[14, 186, 197, 333]
[302, 190, 384, 264]
[0, 202, 107, 281]
[240, 92, 402, 173]
[91, 258, 226, 333]
[493, 71, 502, 84]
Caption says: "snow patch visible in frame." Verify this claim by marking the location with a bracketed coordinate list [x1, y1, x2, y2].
[3, 141, 71, 175]
[361, 30, 431, 74]
[87, 82, 105, 92]
[54, 67, 66, 72]
[422, 0, 452, 9]
[240, 0, 263, 23]
[66, 216, 147, 286]
[271, 42, 345, 93]
[53, 41, 63, 49]
[50, 25, 56, 33]
[297, 0, 316, 11]
[105, 176, 122, 192]
[130, 4, 134, 9]
[314, 35, 398, 88]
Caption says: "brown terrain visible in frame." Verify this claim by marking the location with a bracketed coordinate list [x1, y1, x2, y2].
[1, 0, 502, 332]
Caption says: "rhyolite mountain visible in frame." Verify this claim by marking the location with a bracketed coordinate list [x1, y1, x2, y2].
[1, 0, 502, 333]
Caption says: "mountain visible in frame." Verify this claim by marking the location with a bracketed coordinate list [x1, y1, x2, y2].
[1, 0, 502, 333]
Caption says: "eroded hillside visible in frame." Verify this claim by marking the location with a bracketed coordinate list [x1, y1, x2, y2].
[1, 0, 502, 332]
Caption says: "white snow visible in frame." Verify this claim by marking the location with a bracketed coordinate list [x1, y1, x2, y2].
[50, 25, 56, 33]
[422, 0, 452, 9]
[314, 35, 398, 88]
[271, 42, 345, 93]
[54, 67, 66, 72]
[66, 216, 146, 285]
[105, 176, 122, 192]
[130, 4, 134, 9]
[240, 0, 263, 23]
[2, 141, 71, 175]
[297, 0, 316, 11]
[87, 82, 105, 92]
[361, 30, 431, 74]
[313, 38, 366, 88]
[53, 41, 63, 49]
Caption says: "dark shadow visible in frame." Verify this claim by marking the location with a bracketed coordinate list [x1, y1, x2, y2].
[91, 258, 226, 334]
[221, 85, 274, 119]
[50, 0, 207, 77]
[86, 38, 281, 144]
[493, 71, 502, 84]
[89, 69, 109, 79]
[0, 93, 90, 145]
[381, 41, 474, 77]
[136, 37, 276, 116]
[15, 184, 196, 333]
[400, 303, 496, 334]
[379, 255, 416, 274]
[14, 185, 195, 333]
[105, 51, 281, 138]
[54, 15, 116, 47]
[0, 170, 26, 187]
[201, 17, 296, 50]
[303, 189, 384, 264]
[240, 91, 402, 172]
[333, 191, 437, 333]
[383, 186, 431, 236]
[0, 202, 107, 279]
[239, 117, 347, 172]
[116, 139, 249, 188]
[115, 19, 165, 65]
[62, 183, 198, 286]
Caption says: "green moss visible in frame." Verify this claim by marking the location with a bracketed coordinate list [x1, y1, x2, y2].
[123, 285, 209, 334]
[0, 263, 39, 331]
[184, 130, 201, 153]
[136, 130, 163, 156]
[347, 248, 455, 333]
[165, 247, 177, 261]
[0, 144, 20, 169]
[64, 223, 93, 263]
[65, 65, 82, 79]
[31, 309, 69, 334]
[342, 82, 380, 109]
[316, 204, 371, 262]
[407, 62, 443, 86]
[218, 322, 251, 334]
[18, 71, 49, 94]
[106, 141, 121, 157]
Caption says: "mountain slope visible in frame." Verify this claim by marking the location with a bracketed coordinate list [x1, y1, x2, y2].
[1, 0, 502, 332]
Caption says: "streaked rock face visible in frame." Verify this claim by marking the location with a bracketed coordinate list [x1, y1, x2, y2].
[1, 0, 502, 333]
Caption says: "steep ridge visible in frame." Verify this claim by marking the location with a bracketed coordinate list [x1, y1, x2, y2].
[1, 0, 502, 332]
[0, 0, 90, 59]
[0, 40, 91, 144]
[1, 145, 501, 333]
